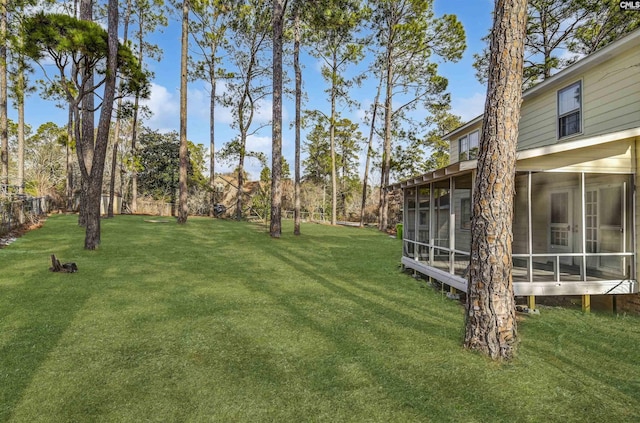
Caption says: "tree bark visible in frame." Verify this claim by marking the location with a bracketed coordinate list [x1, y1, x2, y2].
[293, 3, 301, 236]
[130, 12, 145, 215]
[361, 78, 382, 227]
[270, 0, 284, 238]
[236, 154, 244, 220]
[209, 69, 216, 216]
[329, 51, 338, 226]
[17, 71, 24, 195]
[77, 0, 95, 228]
[0, 0, 7, 188]
[107, 128, 118, 217]
[66, 105, 73, 210]
[83, 0, 118, 249]
[464, 0, 528, 360]
[108, 0, 131, 218]
[378, 46, 392, 231]
[177, 0, 189, 224]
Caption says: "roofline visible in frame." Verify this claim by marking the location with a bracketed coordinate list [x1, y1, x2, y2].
[444, 115, 483, 141]
[523, 27, 640, 98]
[515, 126, 640, 160]
[390, 126, 640, 191]
[443, 27, 640, 141]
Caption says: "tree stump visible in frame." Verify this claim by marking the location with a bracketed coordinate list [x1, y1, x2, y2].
[49, 254, 78, 273]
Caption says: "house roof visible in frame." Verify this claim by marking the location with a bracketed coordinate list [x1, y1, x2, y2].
[389, 126, 640, 191]
[443, 27, 640, 141]
[390, 28, 640, 191]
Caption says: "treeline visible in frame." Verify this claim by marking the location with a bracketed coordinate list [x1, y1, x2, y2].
[0, 0, 637, 248]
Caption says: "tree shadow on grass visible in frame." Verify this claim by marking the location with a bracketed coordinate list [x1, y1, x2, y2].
[0, 280, 95, 421]
[231, 246, 479, 420]
[518, 315, 640, 420]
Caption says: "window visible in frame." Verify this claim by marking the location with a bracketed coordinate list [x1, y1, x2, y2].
[458, 130, 479, 160]
[558, 81, 581, 138]
[458, 136, 468, 160]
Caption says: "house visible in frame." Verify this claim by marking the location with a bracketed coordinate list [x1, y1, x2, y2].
[392, 28, 640, 313]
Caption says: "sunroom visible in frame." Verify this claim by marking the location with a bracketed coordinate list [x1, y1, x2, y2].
[395, 133, 639, 303]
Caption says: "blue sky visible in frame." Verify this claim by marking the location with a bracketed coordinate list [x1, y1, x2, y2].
[11, 0, 494, 181]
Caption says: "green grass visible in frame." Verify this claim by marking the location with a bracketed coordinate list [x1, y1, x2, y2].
[1, 215, 639, 422]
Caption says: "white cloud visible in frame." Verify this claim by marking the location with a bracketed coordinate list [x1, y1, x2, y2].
[187, 88, 210, 121]
[140, 83, 179, 132]
[141, 83, 220, 133]
[247, 134, 271, 153]
[452, 92, 486, 122]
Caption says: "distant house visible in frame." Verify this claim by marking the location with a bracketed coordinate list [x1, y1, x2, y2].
[213, 174, 265, 218]
[391, 28, 640, 313]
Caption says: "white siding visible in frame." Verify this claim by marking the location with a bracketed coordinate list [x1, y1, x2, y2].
[447, 42, 640, 158]
[585, 54, 640, 136]
[518, 90, 558, 150]
[449, 138, 459, 164]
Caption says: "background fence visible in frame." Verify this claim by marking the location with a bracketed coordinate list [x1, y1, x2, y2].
[1, 196, 50, 236]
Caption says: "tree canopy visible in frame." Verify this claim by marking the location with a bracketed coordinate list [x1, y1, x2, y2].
[22, 12, 147, 104]
[137, 129, 207, 201]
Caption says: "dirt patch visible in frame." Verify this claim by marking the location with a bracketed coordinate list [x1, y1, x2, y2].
[0, 219, 45, 249]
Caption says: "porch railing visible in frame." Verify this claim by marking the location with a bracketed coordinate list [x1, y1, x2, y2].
[403, 239, 635, 285]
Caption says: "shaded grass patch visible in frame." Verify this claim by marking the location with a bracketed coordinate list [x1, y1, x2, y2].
[1, 215, 639, 422]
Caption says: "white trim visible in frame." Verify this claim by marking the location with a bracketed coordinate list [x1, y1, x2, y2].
[516, 126, 640, 161]
[447, 116, 483, 141]
[390, 127, 640, 191]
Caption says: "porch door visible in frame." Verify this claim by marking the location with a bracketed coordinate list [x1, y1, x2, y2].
[549, 191, 573, 264]
[598, 184, 624, 274]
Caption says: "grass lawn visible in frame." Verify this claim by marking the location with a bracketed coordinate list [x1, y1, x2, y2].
[1, 214, 639, 422]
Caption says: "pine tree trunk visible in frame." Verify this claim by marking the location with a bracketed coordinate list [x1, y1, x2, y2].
[329, 52, 338, 226]
[130, 12, 143, 215]
[464, 0, 528, 360]
[0, 0, 8, 188]
[293, 5, 301, 236]
[177, 0, 189, 224]
[209, 75, 216, 216]
[270, 0, 284, 238]
[107, 132, 119, 217]
[236, 152, 244, 220]
[84, 177, 102, 249]
[379, 49, 393, 231]
[108, 0, 131, 218]
[84, 0, 119, 249]
[78, 0, 94, 228]
[361, 79, 382, 227]
[17, 72, 25, 195]
[66, 105, 74, 210]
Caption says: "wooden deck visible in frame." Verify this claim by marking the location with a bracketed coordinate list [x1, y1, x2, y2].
[402, 256, 638, 296]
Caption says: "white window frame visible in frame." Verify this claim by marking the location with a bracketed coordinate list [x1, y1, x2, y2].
[458, 130, 479, 161]
[557, 81, 582, 139]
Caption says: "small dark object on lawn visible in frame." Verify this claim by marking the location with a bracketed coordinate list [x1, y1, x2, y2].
[49, 254, 78, 273]
[213, 203, 226, 217]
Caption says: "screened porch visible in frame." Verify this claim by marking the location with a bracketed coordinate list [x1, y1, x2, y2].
[401, 170, 638, 296]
